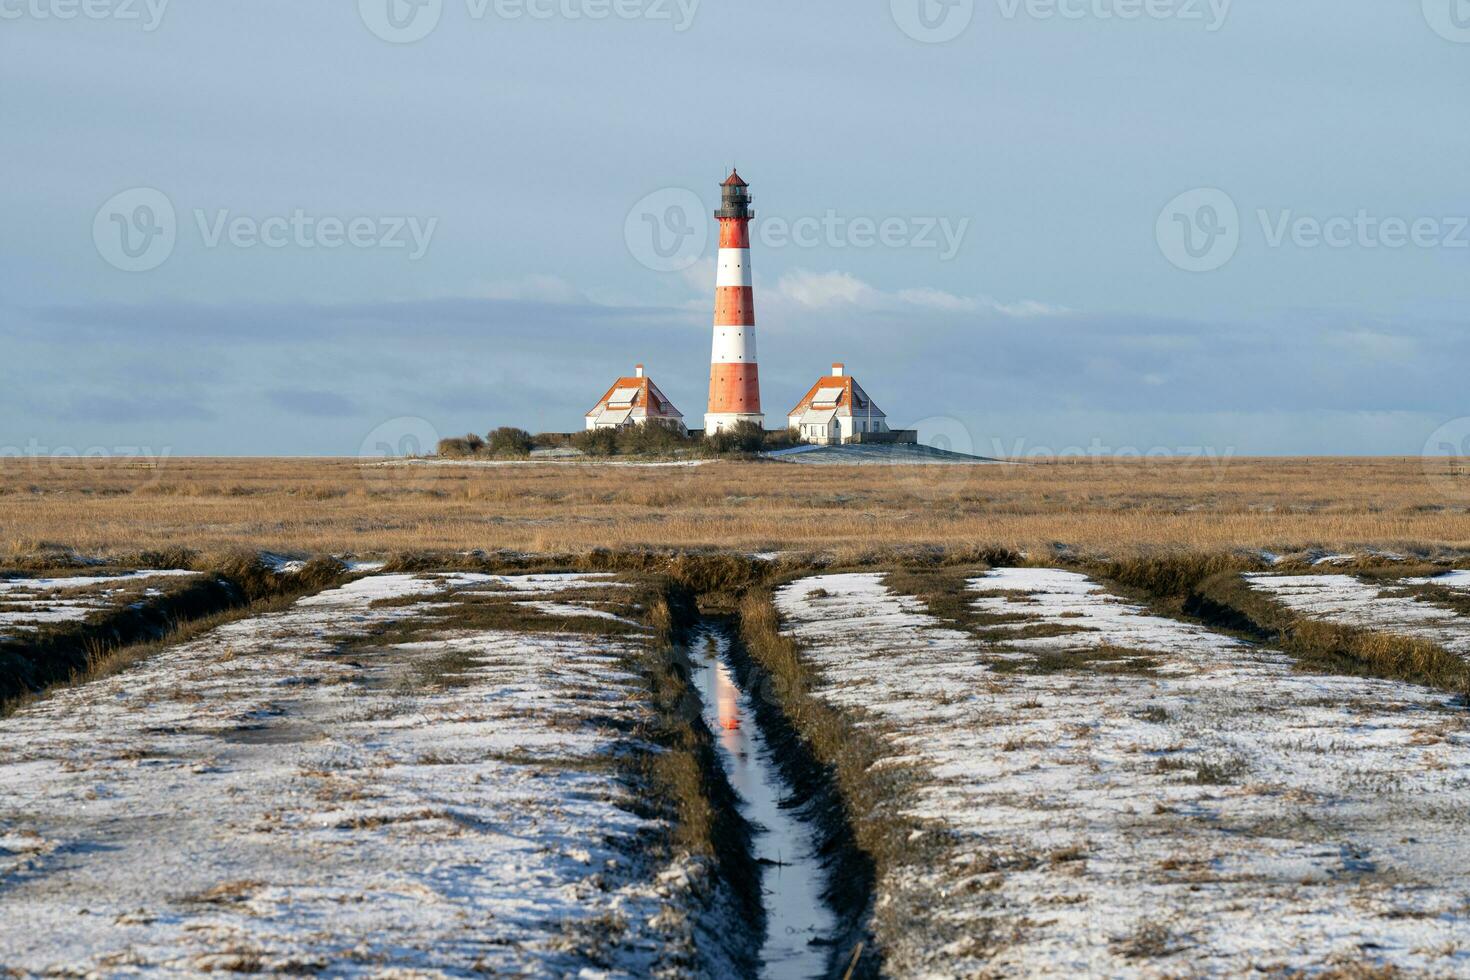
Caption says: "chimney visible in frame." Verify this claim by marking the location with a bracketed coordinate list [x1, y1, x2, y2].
[635, 364, 645, 378]
[832, 362, 845, 377]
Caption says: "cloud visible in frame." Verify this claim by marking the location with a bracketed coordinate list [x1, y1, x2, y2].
[769, 269, 1065, 317]
[14, 295, 691, 345]
[3, 285, 1467, 454]
[468, 274, 588, 304]
[266, 388, 358, 418]
[773, 270, 873, 309]
[1325, 328, 1419, 362]
[52, 393, 216, 423]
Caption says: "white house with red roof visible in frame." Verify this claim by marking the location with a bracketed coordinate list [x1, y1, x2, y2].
[585, 364, 686, 432]
[787, 363, 889, 445]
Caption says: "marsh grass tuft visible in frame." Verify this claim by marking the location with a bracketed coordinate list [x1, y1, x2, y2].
[989, 645, 1163, 677]
[1192, 571, 1470, 696]
[1111, 921, 1187, 960]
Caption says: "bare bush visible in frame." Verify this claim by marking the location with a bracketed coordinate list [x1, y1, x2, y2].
[572, 428, 619, 457]
[486, 427, 533, 457]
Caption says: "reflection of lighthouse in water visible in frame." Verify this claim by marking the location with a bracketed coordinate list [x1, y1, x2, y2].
[689, 628, 839, 974]
[714, 654, 741, 732]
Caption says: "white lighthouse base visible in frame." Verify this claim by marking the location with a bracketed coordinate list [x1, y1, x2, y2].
[703, 413, 765, 435]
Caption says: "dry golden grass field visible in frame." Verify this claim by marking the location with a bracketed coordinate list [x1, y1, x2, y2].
[2, 455, 1468, 559]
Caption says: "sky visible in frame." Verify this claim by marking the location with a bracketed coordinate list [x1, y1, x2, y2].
[1, 0, 1467, 458]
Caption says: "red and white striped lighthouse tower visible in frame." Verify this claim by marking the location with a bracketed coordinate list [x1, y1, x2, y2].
[704, 170, 764, 434]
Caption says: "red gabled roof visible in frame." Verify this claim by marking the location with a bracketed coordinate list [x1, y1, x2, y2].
[788, 376, 851, 418]
[586, 375, 683, 419]
[722, 170, 747, 187]
[587, 376, 646, 417]
[788, 375, 885, 419]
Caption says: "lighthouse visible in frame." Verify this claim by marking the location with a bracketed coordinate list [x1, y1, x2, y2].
[704, 170, 764, 434]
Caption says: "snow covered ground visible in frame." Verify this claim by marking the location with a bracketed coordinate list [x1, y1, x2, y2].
[0, 572, 716, 977]
[0, 569, 199, 639]
[775, 571, 1470, 977]
[972, 567, 1246, 663]
[1245, 572, 1470, 654]
[1407, 569, 1470, 593]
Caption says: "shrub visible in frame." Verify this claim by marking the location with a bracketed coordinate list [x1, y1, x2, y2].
[463, 433, 486, 454]
[616, 421, 692, 456]
[704, 420, 767, 455]
[436, 437, 473, 458]
[532, 432, 572, 448]
[572, 428, 619, 457]
[486, 427, 533, 457]
[763, 427, 804, 451]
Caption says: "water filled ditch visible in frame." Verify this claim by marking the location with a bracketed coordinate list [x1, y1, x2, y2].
[687, 622, 843, 979]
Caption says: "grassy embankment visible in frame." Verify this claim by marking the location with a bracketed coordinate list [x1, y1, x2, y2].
[0, 554, 345, 715]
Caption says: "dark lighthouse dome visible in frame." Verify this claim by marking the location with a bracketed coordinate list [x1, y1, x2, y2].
[716, 170, 752, 220]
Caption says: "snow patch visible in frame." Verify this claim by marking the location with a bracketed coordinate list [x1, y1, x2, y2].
[1246, 572, 1470, 654]
[971, 567, 1244, 660]
[773, 571, 1470, 977]
[0, 570, 199, 634]
[0, 572, 717, 977]
[1405, 569, 1470, 593]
